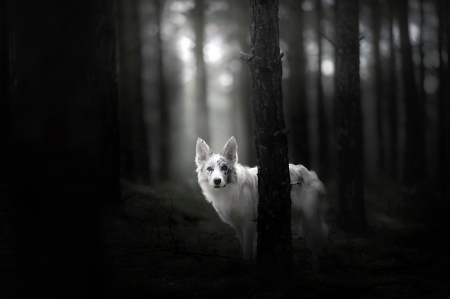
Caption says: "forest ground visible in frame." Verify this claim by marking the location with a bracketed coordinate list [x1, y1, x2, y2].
[1, 177, 449, 298]
[101, 178, 449, 298]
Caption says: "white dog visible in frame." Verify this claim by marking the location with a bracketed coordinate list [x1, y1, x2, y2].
[195, 136, 328, 269]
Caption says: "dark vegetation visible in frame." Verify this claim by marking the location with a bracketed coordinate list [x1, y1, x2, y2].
[85, 181, 450, 297]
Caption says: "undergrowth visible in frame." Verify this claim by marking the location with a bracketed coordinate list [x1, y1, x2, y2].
[99, 179, 449, 298]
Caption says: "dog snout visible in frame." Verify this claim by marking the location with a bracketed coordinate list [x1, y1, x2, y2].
[213, 178, 222, 185]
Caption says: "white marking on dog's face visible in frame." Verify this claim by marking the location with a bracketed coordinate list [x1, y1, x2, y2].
[195, 137, 238, 188]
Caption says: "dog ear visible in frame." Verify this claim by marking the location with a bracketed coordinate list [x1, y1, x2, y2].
[220, 136, 238, 163]
[196, 138, 213, 166]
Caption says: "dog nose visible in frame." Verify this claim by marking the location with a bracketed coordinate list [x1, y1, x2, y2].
[213, 178, 221, 185]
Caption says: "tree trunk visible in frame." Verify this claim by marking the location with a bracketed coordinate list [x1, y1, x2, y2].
[317, 0, 329, 178]
[286, 0, 309, 167]
[116, 0, 151, 184]
[194, 0, 209, 142]
[90, 0, 121, 204]
[336, 0, 368, 232]
[156, 0, 171, 181]
[240, 0, 292, 273]
[370, 0, 385, 173]
[396, 0, 425, 195]
[8, 0, 118, 296]
[438, 0, 449, 191]
[232, 0, 256, 166]
[387, 1, 398, 180]
[419, 0, 426, 118]
[0, 0, 12, 184]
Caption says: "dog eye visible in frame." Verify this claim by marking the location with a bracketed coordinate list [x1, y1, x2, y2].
[221, 165, 228, 171]
[206, 166, 213, 171]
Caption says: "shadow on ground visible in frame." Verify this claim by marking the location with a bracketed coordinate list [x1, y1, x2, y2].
[98, 179, 449, 298]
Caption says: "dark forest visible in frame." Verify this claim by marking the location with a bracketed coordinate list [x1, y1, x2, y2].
[0, 0, 449, 298]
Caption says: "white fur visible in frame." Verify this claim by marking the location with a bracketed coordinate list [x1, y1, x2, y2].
[195, 136, 328, 269]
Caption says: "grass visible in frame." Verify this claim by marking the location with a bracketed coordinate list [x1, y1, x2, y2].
[99, 179, 450, 298]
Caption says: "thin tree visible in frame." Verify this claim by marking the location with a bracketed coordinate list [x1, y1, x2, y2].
[419, 0, 426, 118]
[239, 0, 292, 272]
[370, 0, 385, 173]
[396, 0, 426, 195]
[0, 0, 12, 184]
[156, 0, 171, 181]
[90, 0, 121, 204]
[194, 0, 209, 142]
[116, 0, 151, 183]
[231, 0, 256, 166]
[336, 0, 368, 232]
[438, 0, 449, 192]
[317, 0, 329, 178]
[286, 0, 310, 167]
[387, 1, 398, 179]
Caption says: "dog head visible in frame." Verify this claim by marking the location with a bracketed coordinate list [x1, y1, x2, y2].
[195, 136, 238, 188]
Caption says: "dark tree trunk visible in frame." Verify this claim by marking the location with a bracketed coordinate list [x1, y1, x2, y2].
[240, 0, 292, 273]
[0, 0, 12, 184]
[419, 0, 426, 118]
[156, 0, 171, 181]
[387, 1, 398, 180]
[8, 0, 118, 297]
[194, 0, 209, 141]
[116, 0, 151, 184]
[90, 0, 120, 204]
[370, 0, 385, 173]
[336, 0, 368, 232]
[286, 0, 309, 167]
[317, 0, 329, 178]
[438, 0, 449, 191]
[232, 0, 256, 166]
[396, 0, 425, 194]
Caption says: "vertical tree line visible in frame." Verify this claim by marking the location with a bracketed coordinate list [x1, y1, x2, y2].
[284, 0, 310, 167]
[240, 0, 292, 272]
[116, 0, 151, 184]
[6, 0, 120, 296]
[316, 0, 329, 178]
[336, 0, 368, 232]
[387, 1, 398, 180]
[194, 0, 209, 142]
[396, 0, 426, 195]
[370, 0, 385, 172]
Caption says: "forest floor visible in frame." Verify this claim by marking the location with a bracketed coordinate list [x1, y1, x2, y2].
[0, 178, 448, 298]
[99, 179, 449, 299]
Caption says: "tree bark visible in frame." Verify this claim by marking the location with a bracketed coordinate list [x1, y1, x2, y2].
[387, 1, 398, 180]
[116, 0, 151, 184]
[0, 0, 12, 184]
[231, 0, 256, 166]
[240, 0, 292, 272]
[285, 0, 309, 167]
[370, 0, 385, 173]
[156, 0, 171, 181]
[90, 0, 121, 204]
[317, 0, 329, 178]
[396, 0, 425, 194]
[438, 0, 449, 191]
[194, 0, 209, 142]
[336, 0, 368, 232]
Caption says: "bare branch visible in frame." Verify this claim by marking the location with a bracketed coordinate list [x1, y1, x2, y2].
[238, 51, 254, 65]
[317, 28, 339, 49]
